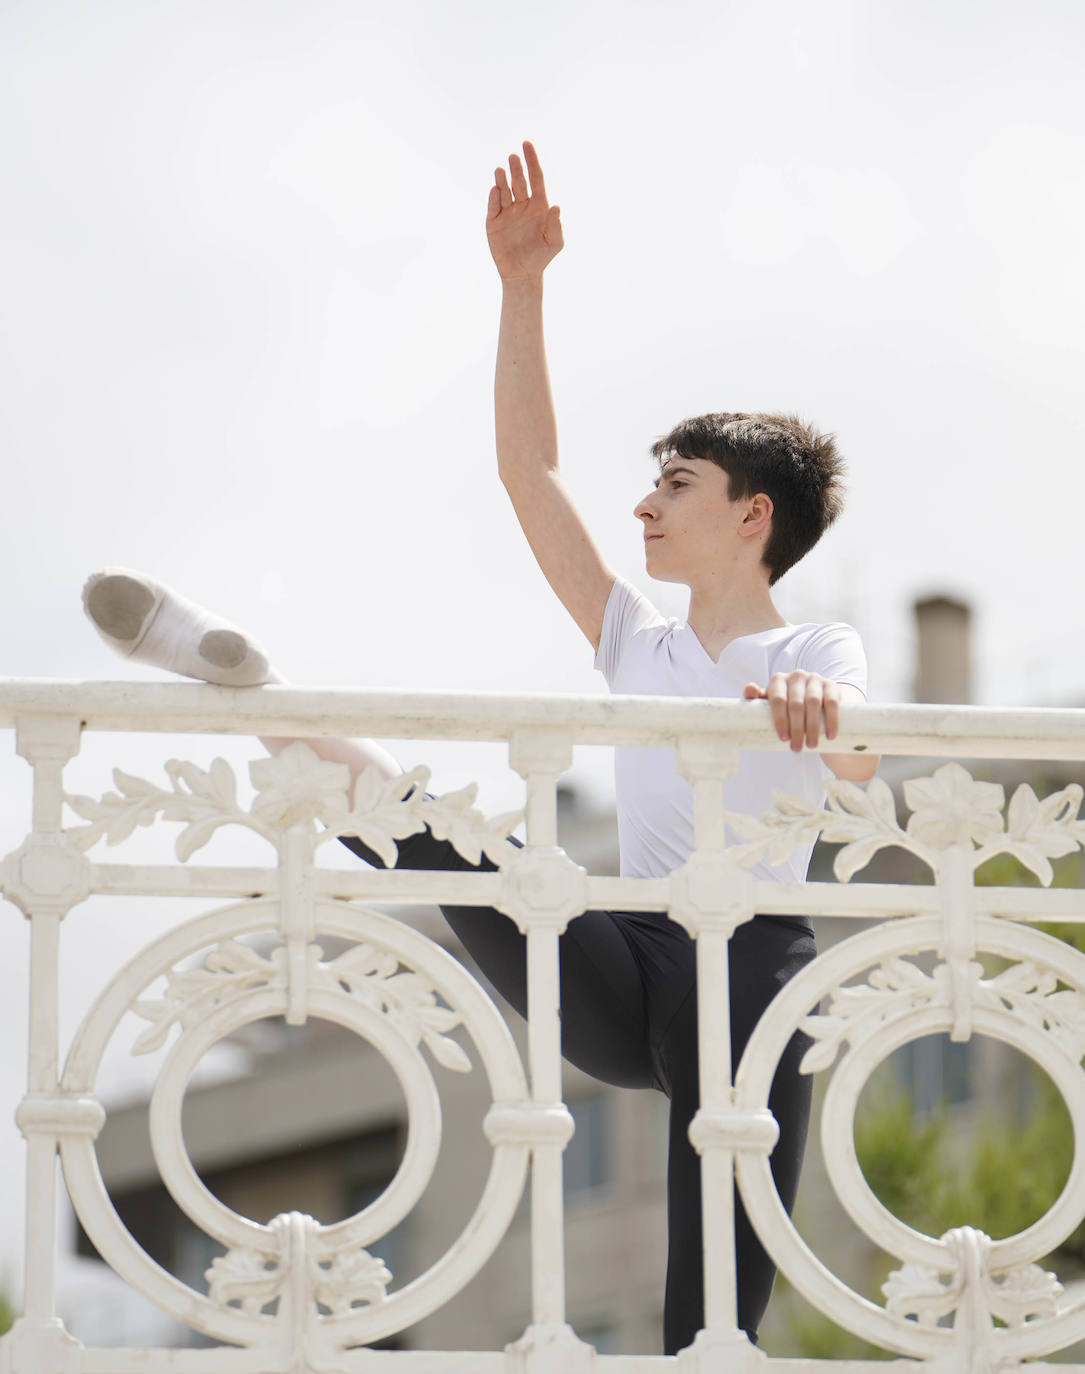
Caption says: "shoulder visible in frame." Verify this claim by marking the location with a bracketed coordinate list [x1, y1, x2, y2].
[595, 577, 674, 681]
[791, 620, 863, 653]
[794, 621, 868, 693]
[605, 577, 670, 632]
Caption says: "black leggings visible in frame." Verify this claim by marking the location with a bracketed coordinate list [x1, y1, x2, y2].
[340, 829, 815, 1356]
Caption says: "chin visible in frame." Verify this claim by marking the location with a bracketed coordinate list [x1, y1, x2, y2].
[644, 562, 685, 586]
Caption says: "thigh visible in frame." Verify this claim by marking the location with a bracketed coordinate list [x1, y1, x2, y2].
[340, 828, 656, 1089]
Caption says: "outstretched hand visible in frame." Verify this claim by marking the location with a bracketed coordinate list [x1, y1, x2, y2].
[486, 141, 564, 281]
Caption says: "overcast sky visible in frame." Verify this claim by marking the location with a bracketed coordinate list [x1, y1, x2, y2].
[2, 0, 1084, 1310]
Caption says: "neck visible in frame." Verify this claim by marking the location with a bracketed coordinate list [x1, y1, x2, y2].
[685, 568, 786, 660]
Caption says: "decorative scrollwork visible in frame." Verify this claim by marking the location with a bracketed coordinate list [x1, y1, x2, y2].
[65, 757, 253, 858]
[727, 774, 915, 879]
[883, 1227, 1063, 1328]
[133, 936, 473, 1072]
[725, 764, 1085, 883]
[60, 896, 531, 1349]
[975, 961, 1085, 1065]
[800, 953, 1085, 1074]
[799, 956, 958, 1074]
[734, 915, 1085, 1364]
[206, 1217, 392, 1317]
[132, 938, 279, 1055]
[64, 742, 522, 868]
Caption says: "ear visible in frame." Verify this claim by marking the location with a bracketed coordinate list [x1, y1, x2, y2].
[739, 493, 773, 540]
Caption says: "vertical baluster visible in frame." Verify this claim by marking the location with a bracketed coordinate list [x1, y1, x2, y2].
[507, 729, 577, 1333]
[673, 736, 750, 1340]
[13, 716, 84, 1328]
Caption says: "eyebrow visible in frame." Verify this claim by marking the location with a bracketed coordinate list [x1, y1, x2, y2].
[655, 464, 699, 488]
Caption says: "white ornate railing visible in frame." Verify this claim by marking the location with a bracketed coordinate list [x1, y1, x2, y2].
[2, 681, 1085, 1373]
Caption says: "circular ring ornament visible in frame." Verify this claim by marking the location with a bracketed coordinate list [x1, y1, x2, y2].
[148, 983, 444, 1258]
[58, 898, 531, 1350]
[733, 914, 1085, 1361]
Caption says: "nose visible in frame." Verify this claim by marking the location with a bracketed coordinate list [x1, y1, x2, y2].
[634, 491, 658, 523]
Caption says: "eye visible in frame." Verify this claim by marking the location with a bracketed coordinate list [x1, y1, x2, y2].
[668, 479, 687, 490]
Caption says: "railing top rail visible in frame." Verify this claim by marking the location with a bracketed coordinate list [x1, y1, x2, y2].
[1, 678, 1084, 760]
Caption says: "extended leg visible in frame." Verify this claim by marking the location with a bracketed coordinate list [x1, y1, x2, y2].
[82, 568, 402, 780]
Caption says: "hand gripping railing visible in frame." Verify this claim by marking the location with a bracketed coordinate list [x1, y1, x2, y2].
[2, 681, 1085, 1373]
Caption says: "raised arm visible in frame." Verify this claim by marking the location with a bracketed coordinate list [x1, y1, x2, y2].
[487, 142, 615, 651]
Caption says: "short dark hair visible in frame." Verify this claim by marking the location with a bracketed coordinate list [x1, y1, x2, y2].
[650, 411, 845, 584]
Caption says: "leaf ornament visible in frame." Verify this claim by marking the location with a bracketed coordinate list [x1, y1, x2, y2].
[132, 939, 283, 1055]
[799, 958, 953, 1074]
[322, 766, 522, 870]
[314, 943, 472, 1073]
[133, 936, 473, 1072]
[820, 776, 921, 881]
[884, 1250, 1061, 1328]
[975, 961, 1085, 1064]
[64, 743, 522, 868]
[206, 1240, 392, 1316]
[725, 775, 917, 880]
[65, 757, 259, 859]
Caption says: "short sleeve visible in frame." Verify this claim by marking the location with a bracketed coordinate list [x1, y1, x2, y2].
[595, 577, 667, 685]
[797, 622, 868, 697]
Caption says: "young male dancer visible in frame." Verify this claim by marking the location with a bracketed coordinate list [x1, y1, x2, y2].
[82, 142, 876, 1355]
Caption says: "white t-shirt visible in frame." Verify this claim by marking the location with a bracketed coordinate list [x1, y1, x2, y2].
[595, 577, 868, 884]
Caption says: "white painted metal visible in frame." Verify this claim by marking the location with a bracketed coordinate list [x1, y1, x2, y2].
[1, 683, 1085, 1372]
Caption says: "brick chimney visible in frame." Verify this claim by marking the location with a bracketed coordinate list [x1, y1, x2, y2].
[914, 595, 972, 705]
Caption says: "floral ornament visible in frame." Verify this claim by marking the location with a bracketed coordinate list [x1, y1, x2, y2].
[800, 952, 1085, 1075]
[724, 765, 1085, 885]
[904, 764, 1006, 850]
[64, 742, 522, 869]
[132, 937, 473, 1071]
[207, 1239, 392, 1316]
[249, 745, 353, 829]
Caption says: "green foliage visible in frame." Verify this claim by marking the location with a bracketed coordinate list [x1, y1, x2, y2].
[785, 785, 1085, 1357]
[973, 847, 1084, 892]
[779, 1075, 1082, 1358]
[854, 1074, 1082, 1255]
[852, 1084, 946, 1235]
[0, 1288, 15, 1337]
[779, 1298, 889, 1361]
[948, 1078, 1077, 1245]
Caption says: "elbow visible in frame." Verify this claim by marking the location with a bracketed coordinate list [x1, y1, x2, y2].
[826, 753, 881, 783]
